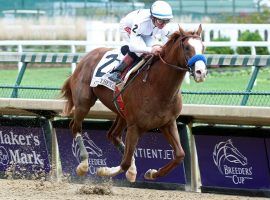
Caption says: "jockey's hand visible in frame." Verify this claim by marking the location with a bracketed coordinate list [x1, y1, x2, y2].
[151, 45, 162, 56]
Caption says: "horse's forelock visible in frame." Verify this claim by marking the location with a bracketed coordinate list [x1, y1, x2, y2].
[162, 31, 180, 53]
[168, 31, 181, 42]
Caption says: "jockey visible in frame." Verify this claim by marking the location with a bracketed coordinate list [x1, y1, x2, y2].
[108, 0, 173, 83]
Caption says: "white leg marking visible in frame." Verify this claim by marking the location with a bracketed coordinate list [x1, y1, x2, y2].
[97, 166, 124, 177]
[126, 157, 137, 182]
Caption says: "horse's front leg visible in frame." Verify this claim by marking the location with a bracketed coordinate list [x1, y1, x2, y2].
[144, 120, 185, 180]
[97, 125, 140, 181]
[106, 116, 137, 182]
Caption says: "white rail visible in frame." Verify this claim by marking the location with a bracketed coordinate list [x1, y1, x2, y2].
[0, 40, 269, 55]
[1, 23, 269, 53]
[0, 40, 91, 72]
[1, 22, 270, 71]
[0, 39, 268, 73]
[1, 98, 269, 126]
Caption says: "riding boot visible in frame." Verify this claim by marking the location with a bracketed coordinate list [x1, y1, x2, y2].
[108, 54, 134, 83]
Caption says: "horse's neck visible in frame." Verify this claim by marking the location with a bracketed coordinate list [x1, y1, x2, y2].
[150, 60, 186, 100]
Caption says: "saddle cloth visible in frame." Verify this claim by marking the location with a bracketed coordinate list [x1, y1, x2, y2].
[90, 48, 124, 90]
[90, 48, 146, 91]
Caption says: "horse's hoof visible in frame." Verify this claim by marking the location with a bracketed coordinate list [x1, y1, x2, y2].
[125, 170, 137, 183]
[97, 166, 124, 177]
[76, 164, 89, 176]
[144, 169, 157, 180]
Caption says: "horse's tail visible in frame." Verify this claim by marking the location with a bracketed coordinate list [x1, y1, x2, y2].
[61, 76, 74, 116]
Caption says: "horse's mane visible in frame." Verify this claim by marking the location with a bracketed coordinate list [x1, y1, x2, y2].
[162, 27, 197, 53]
[158, 26, 197, 65]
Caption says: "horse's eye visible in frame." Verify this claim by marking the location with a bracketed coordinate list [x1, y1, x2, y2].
[185, 46, 190, 51]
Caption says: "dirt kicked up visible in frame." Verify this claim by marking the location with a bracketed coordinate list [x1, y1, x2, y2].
[0, 179, 268, 200]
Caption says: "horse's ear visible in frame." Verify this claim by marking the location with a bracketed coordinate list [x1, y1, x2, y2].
[196, 24, 203, 36]
[178, 24, 185, 36]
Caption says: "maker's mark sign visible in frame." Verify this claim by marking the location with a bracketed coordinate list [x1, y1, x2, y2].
[0, 126, 50, 176]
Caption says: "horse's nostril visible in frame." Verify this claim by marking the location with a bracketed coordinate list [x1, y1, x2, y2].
[196, 70, 202, 75]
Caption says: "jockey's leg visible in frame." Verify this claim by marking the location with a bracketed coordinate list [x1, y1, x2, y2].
[108, 52, 137, 83]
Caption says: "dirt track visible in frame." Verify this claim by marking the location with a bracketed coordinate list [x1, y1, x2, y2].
[0, 179, 268, 200]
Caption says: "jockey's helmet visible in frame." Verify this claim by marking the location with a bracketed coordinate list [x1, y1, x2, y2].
[150, 1, 173, 20]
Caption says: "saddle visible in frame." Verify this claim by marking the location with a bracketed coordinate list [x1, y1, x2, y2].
[113, 55, 154, 118]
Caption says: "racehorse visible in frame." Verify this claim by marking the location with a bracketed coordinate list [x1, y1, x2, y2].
[61, 25, 207, 182]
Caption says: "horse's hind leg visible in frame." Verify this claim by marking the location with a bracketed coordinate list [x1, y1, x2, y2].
[144, 120, 185, 180]
[106, 116, 137, 182]
[107, 115, 126, 153]
[71, 88, 97, 176]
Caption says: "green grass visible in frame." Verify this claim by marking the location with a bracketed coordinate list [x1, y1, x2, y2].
[182, 67, 270, 92]
[0, 66, 269, 106]
[1, 66, 269, 90]
[0, 67, 71, 87]
[181, 67, 270, 106]
[0, 66, 71, 99]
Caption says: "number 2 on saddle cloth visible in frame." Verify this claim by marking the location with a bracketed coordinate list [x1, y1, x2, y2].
[113, 55, 153, 118]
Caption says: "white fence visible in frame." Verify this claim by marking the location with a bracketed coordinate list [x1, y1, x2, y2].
[1, 23, 269, 53]
[0, 40, 90, 72]
[86, 22, 270, 52]
[0, 22, 270, 72]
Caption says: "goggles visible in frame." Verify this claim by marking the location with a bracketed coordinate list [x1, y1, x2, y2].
[156, 18, 170, 25]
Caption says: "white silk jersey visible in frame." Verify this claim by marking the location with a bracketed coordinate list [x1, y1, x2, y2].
[119, 9, 171, 54]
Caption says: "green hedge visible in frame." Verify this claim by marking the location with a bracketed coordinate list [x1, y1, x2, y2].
[205, 37, 234, 54]
[205, 31, 269, 55]
[236, 30, 269, 55]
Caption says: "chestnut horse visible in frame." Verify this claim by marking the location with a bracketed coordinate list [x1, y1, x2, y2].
[61, 25, 207, 182]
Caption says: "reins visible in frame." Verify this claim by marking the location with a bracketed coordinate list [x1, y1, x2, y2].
[158, 53, 189, 72]
[158, 34, 202, 73]
[112, 34, 205, 103]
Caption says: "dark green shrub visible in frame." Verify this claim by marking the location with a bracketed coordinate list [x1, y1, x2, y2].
[236, 30, 269, 55]
[205, 37, 234, 54]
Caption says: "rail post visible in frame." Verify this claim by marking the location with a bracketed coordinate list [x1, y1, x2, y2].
[11, 61, 28, 98]
[71, 45, 76, 73]
[241, 66, 261, 105]
[188, 122, 201, 192]
[17, 44, 23, 72]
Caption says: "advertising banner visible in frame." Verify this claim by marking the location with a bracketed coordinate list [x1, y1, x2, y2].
[266, 138, 270, 172]
[0, 125, 50, 176]
[195, 133, 270, 189]
[56, 126, 186, 184]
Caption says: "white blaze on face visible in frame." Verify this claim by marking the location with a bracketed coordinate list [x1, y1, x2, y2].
[188, 38, 203, 54]
[188, 38, 207, 83]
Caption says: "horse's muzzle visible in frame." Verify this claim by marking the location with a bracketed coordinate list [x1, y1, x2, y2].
[193, 60, 207, 83]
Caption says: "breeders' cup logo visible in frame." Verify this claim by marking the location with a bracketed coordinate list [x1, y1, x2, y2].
[213, 139, 253, 184]
[72, 132, 107, 175]
[213, 139, 247, 174]
[0, 146, 9, 165]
